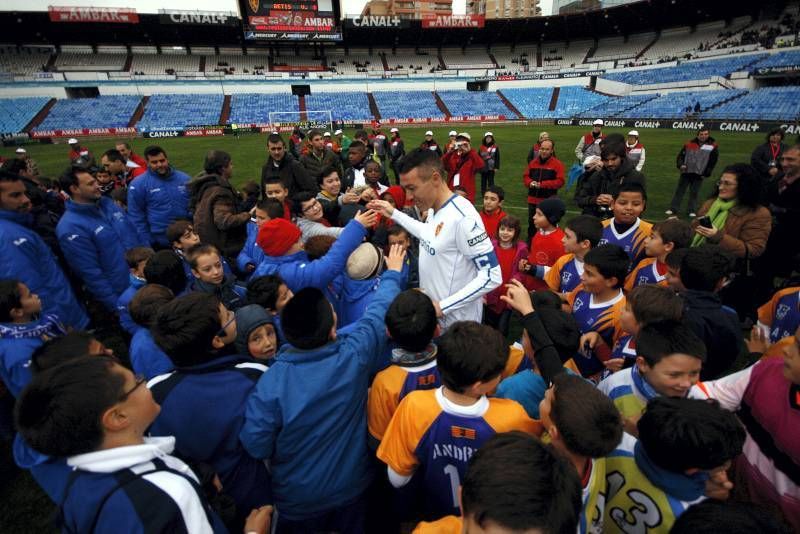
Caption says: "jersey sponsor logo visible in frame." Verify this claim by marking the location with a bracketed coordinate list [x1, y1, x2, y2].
[435, 222, 444, 237]
[421, 238, 436, 256]
[450, 426, 477, 440]
[417, 374, 437, 386]
[598, 238, 609, 246]
[467, 232, 488, 247]
[94, 226, 105, 235]
[432, 442, 477, 461]
[12, 238, 27, 246]
[67, 234, 79, 241]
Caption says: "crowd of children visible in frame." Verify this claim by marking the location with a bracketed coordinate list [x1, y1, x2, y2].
[1, 131, 799, 534]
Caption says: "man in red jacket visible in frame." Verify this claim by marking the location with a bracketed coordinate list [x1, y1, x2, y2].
[441, 133, 484, 203]
[524, 139, 564, 241]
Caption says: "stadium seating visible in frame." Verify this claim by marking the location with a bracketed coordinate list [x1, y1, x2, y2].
[227, 93, 299, 125]
[436, 90, 510, 117]
[602, 54, 768, 85]
[305, 92, 373, 122]
[206, 54, 270, 75]
[0, 97, 50, 135]
[618, 89, 746, 119]
[441, 48, 495, 69]
[54, 53, 127, 71]
[577, 94, 659, 118]
[0, 48, 51, 75]
[490, 46, 537, 71]
[325, 50, 384, 76]
[372, 91, 445, 120]
[137, 94, 223, 130]
[35, 95, 141, 132]
[704, 86, 800, 121]
[591, 33, 656, 62]
[383, 50, 437, 73]
[499, 87, 554, 118]
[749, 49, 800, 71]
[129, 53, 201, 75]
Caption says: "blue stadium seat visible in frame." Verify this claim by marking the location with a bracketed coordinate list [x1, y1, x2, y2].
[500, 87, 553, 118]
[618, 89, 746, 119]
[305, 92, 373, 122]
[372, 91, 445, 120]
[602, 54, 768, 85]
[227, 93, 299, 125]
[137, 94, 224, 131]
[750, 50, 800, 71]
[436, 90, 511, 117]
[577, 94, 657, 118]
[35, 95, 141, 132]
[0, 97, 50, 135]
[704, 87, 800, 121]
[550, 86, 610, 118]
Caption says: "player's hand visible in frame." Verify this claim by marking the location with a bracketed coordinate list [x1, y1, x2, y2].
[500, 279, 534, 316]
[360, 188, 377, 202]
[680, 165, 688, 172]
[596, 194, 613, 206]
[604, 358, 625, 373]
[366, 199, 395, 218]
[746, 325, 770, 354]
[354, 209, 378, 228]
[432, 300, 444, 319]
[580, 332, 601, 353]
[518, 258, 529, 272]
[342, 188, 359, 204]
[385, 243, 407, 273]
[246, 263, 256, 273]
[623, 412, 642, 438]
[244, 505, 273, 534]
[693, 224, 719, 240]
[768, 167, 779, 176]
[705, 464, 734, 500]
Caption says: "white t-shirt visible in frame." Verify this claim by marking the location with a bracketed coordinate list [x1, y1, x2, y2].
[391, 194, 501, 329]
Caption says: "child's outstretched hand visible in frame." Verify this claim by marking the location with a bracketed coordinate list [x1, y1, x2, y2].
[746, 325, 770, 354]
[244, 505, 273, 534]
[385, 243, 407, 272]
[354, 209, 378, 228]
[366, 199, 395, 218]
[500, 279, 534, 316]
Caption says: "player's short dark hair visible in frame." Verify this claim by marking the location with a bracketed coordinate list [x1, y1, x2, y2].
[30, 331, 99, 374]
[584, 244, 630, 289]
[304, 234, 336, 260]
[203, 150, 231, 175]
[628, 284, 683, 326]
[386, 224, 411, 241]
[1, 159, 27, 175]
[461, 431, 582, 533]
[143, 250, 187, 297]
[600, 138, 626, 160]
[115, 141, 132, 150]
[143, 145, 166, 159]
[185, 243, 221, 270]
[398, 148, 446, 180]
[437, 321, 507, 393]
[267, 133, 284, 146]
[665, 247, 689, 270]
[16, 356, 124, 457]
[129, 284, 174, 327]
[565, 214, 603, 247]
[166, 219, 194, 245]
[385, 290, 437, 353]
[348, 140, 366, 152]
[484, 185, 505, 201]
[679, 245, 735, 292]
[281, 287, 333, 350]
[537, 307, 582, 364]
[246, 274, 286, 311]
[318, 165, 341, 185]
[354, 129, 369, 140]
[652, 218, 692, 250]
[110, 187, 127, 206]
[256, 197, 285, 220]
[638, 396, 745, 472]
[550, 373, 622, 458]
[152, 292, 222, 364]
[0, 279, 22, 322]
[291, 190, 317, 216]
[58, 165, 91, 196]
[263, 176, 288, 190]
[307, 129, 323, 140]
[636, 320, 706, 366]
[671, 500, 789, 534]
[613, 182, 647, 203]
[241, 180, 260, 196]
[713, 163, 763, 208]
[101, 149, 125, 163]
[0, 169, 23, 184]
[124, 247, 155, 269]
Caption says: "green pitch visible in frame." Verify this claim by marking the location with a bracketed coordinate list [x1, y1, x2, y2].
[1, 124, 769, 219]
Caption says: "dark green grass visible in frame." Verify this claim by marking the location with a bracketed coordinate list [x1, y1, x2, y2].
[0, 124, 765, 531]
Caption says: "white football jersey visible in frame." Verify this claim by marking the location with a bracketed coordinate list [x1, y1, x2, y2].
[392, 194, 501, 329]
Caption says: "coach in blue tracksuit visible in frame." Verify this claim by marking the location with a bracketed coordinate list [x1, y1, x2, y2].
[0, 172, 88, 329]
[56, 166, 145, 313]
[127, 146, 191, 248]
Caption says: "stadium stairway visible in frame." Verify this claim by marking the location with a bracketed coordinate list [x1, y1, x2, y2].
[127, 96, 148, 128]
[488, 52, 499, 68]
[495, 90, 524, 119]
[367, 93, 381, 120]
[583, 42, 598, 64]
[199, 56, 206, 72]
[536, 49, 542, 68]
[45, 53, 57, 71]
[219, 95, 231, 125]
[124, 53, 133, 72]
[548, 87, 560, 111]
[298, 95, 307, 113]
[23, 98, 56, 133]
[437, 52, 447, 70]
[380, 53, 389, 71]
[636, 35, 659, 60]
[433, 92, 452, 118]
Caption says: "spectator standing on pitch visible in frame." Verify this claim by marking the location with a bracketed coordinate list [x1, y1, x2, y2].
[115, 140, 147, 168]
[751, 128, 788, 183]
[66, 138, 91, 163]
[667, 127, 719, 218]
[260, 133, 317, 198]
[478, 131, 501, 195]
[442, 132, 484, 203]
[13, 148, 39, 177]
[445, 130, 458, 153]
[369, 123, 390, 169]
[300, 129, 343, 184]
[189, 150, 251, 261]
[369, 148, 501, 329]
[323, 131, 340, 154]
[0, 171, 88, 329]
[388, 127, 405, 184]
[126, 145, 191, 249]
[100, 149, 144, 185]
[334, 129, 351, 163]
[420, 130, 442, 156]
[625, 130, 646, 172]
[527, 131, 550, 163]
[524, 139, 564, 242]
[574, 119, 605, 163]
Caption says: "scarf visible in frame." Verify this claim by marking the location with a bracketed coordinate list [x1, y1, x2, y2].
[691, 197, 735, 247]
[633, 441, 709, 501]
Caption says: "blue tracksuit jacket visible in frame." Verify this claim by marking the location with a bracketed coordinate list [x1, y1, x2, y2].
[240, 270, 402, 520]
[130, 328, 173, 380]
[0, 314, 67, 397]
[126, 167, 191, 247]
[236, 221, 265, 280]
[56, 197, 145, 311]
[0, 209, 88, 329]
[116, 274, 146, 335]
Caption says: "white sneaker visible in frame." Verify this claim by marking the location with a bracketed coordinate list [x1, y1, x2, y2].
[688, 212, 697, 218]
[664, 209, 674, 216]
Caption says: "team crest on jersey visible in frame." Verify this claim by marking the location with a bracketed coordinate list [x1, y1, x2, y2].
[776, 303, 790, 320]
[561, 271, 572, 285]
[435, 222, 444, 237]
[573, 296, 585, 311]
[450, 426, 476, 439]
[598, 238, 609, 246]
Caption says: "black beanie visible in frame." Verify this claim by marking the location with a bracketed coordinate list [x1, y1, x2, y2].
[537, 197, 566, 225]
[280, 287, 334, 350]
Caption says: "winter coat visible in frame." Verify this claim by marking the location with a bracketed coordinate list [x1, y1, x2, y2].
[126, 166, 191, 247]
[189, 172, 250, 259]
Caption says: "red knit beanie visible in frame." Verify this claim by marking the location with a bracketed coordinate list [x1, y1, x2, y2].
[257, 218, 302, 257]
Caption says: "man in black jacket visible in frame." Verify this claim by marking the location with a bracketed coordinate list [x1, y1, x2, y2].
[574, 135, 646, 219]
[260, 133, 317, 198]
[667, 128, 719, 218]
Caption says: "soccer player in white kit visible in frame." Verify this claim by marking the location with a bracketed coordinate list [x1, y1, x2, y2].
[369, 148, 501, 329]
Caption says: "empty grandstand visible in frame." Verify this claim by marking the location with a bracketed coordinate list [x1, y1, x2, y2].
[34, 95, 141, 133]
[0, 97, 49, 135]
[305, 92, 373, 122]
[372, 91, 445, 120]
[704, 86, 800, 120]
[602, 54, 768, 85]
[436, 90, 510, 117]
[227, 93, 300, 125]
[137, 94, 223, 131]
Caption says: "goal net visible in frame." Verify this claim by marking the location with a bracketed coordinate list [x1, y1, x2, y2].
[268, 110, 333, 133]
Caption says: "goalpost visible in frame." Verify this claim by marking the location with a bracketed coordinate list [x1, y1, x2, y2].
[268, 110, 333, 133]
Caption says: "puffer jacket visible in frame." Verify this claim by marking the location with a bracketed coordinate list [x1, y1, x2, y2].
[189, 172, 250, 259]
[127, 166, 191, 247]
